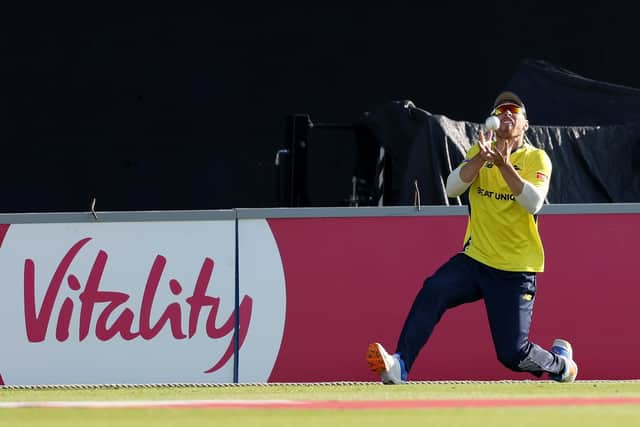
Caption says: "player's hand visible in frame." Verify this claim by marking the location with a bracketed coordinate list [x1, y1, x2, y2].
[493, 138, 514, 167]
[477, 129, 496, 163]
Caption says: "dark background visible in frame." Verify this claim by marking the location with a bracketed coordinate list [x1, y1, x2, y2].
[2, 3, 638, 212]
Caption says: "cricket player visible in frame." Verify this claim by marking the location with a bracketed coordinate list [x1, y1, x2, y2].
[367, 91, 577, 384]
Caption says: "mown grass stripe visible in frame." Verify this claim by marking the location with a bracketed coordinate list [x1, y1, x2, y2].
[2, 397, 640, 410]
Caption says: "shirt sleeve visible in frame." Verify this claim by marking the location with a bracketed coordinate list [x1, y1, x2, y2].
[463, 144, 480, 164]
[522, 149, 552, 194]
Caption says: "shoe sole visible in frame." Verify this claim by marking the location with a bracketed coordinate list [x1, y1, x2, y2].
[366, 343, 389, 374]
[567, 358, 579, 382]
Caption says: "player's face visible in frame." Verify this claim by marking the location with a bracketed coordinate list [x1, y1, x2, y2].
[492, 103, 528, 139]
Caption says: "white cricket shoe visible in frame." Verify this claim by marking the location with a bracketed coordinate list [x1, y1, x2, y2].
[550, 338, 578, 382]
[366, 342, 407, 384]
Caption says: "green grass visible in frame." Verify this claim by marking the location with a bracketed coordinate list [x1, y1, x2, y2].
[1, 381, 639, 427]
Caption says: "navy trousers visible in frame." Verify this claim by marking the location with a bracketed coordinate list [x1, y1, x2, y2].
[396, 253, 564, 377]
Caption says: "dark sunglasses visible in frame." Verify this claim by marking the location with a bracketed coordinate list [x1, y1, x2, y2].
[492, 103, 525, 116]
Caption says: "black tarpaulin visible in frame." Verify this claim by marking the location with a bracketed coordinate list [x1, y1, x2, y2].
[507, 59, 640, 127]
[358, 100, 640, 206]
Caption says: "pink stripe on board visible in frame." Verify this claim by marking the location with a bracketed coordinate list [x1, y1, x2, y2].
[0, 224, 9, 248]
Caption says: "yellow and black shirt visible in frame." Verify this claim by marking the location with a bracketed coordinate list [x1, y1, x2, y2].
[460, 142, 552, 272]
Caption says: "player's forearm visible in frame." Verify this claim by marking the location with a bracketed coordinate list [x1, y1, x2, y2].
[496, 164, 524, 196]
[497, 163, 548, 214]
[446, 155, 485, 197]
[459, 155, 485, 183]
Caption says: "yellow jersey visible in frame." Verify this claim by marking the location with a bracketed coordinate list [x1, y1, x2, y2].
[460, 142, 552, 272]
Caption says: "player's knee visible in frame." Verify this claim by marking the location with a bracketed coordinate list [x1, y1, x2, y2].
[496, 350, 522, 372]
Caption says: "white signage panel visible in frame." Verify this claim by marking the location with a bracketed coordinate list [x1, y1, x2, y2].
[0, 221, 244, 385]
[237, 219, 286, 382]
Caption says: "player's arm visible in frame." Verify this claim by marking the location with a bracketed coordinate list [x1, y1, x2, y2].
[495, 164, 546, 215]
[496, 163, 525, 196]
[446, 134, 494, 197]
[513, 151, 552, 214]
[446, 145, 480, 197]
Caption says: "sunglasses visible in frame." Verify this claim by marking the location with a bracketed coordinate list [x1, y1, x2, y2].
[492, 103, 525, 116]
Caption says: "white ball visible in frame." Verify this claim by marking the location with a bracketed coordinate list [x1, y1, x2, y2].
[485, 116, 500, 130]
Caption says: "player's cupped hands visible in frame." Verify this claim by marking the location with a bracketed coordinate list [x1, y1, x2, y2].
[492, 137, 515, 167]
[477, 129, 496, 163]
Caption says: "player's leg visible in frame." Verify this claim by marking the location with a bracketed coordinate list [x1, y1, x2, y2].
[481, 268, 575, 380]
[394, 253, 482, 373]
